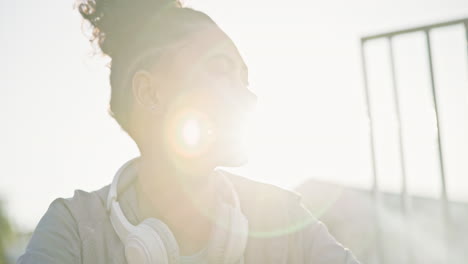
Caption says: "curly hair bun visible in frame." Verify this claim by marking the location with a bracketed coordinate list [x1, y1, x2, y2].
[78, 0, 182, 57]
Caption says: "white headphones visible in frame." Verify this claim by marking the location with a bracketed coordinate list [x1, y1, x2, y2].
[107, 157, 249, 264]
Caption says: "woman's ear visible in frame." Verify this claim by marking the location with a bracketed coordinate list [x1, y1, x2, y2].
[132, 70, 160, 111]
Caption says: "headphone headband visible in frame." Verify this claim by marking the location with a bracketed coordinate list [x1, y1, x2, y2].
[107, 157, 140, 241]
[107, 157, 248, 264]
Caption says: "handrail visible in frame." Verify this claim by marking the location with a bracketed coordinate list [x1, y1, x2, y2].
[362, 17, 468, 42]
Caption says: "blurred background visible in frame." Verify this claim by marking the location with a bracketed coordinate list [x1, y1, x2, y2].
[1, 0, 467, 263]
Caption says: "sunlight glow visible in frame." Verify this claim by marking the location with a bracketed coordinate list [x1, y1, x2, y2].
[181, 118, 202, 146]
[167, 108, 215, 159]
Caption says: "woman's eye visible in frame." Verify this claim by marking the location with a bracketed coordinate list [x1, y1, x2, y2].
[206, 55, 234, 74]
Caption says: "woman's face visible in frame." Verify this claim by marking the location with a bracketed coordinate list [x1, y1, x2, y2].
[145, 25, 257, 170]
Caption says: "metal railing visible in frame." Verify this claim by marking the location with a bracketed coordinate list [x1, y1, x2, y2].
[360, 17, 468, 263]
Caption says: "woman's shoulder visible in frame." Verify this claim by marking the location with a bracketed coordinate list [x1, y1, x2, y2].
[17, 184, 125, 264]
[59, 184, 111, 223]
[37, 184, 113, 239]
[34, 184, 112, 234]
[17, 185, 111, 263]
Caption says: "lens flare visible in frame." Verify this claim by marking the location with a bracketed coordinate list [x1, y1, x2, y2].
[166, 108, 215, 159]
[181, 118, 202, 146]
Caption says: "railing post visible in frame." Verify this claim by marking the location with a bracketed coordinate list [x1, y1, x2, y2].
[387, 37, 410, 214]
[360, 41, 379, 200]
[387, 36, 413, 264]
[424, 29, 451, 263]
[464, 21, 468, 78]
[360, 40, 385, 264]
[424, 30, 448, 205]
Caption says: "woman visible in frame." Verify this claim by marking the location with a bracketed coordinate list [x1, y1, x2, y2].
[18, 0, 360, 263]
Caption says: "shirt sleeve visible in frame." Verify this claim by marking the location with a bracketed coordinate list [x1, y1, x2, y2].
[293, 202, 361, 264]
[16, 198, 81, 264]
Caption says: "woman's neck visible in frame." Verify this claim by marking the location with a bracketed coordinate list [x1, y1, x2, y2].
[135, 154, 218, 255]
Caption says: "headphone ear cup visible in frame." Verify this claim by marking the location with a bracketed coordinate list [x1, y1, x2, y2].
[143, 218, 181, 264]
[125, 223, 169, 264]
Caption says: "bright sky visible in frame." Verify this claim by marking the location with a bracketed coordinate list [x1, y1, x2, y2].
[1, 0, 468, 231]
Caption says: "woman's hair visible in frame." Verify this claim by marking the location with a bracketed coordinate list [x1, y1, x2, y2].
[77, 0, 216, 134]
